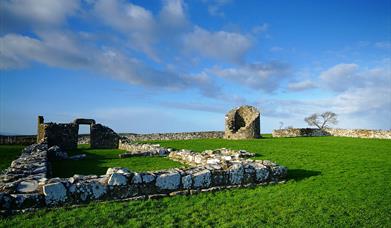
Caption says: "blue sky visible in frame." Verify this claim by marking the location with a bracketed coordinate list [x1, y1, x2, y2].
[1, 0, 390, 134]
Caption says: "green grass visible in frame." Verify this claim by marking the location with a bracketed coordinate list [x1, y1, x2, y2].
[1, 136, 391, 227]
[51, 144, 184, 177]
[0, 145, 25, 171]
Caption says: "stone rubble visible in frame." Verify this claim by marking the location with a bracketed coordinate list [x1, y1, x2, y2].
[118, 138, 171, 157]
[1, 142, 287, 214]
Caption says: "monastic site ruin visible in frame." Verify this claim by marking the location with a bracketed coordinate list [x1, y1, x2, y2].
[2, 105, 391, 214]
[0, 106, 287, 214]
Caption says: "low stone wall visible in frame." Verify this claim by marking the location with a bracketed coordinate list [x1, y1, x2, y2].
[77, 131, 225, 144]
[122, 131, 224, 141]
[0, 135, 90, 145]
[118, 138, 171, 157]
[0, 141, 287, 214]
[0, 135, 36, 145]
[272, 128, 391, 139]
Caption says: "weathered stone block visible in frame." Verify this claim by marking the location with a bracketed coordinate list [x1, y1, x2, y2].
[108, 173, 128, 186]
[253, 164, 270, 182]
[193, 170, 211, 188]
[229, 163, 244, 185]
[17, 180, 39, 193]
[106, 167, 131, 175]
[155, 172, 181, 191]
[141, 173, 155, 184]
[43, 182, 67, 205]
[182, 175, 192, 189]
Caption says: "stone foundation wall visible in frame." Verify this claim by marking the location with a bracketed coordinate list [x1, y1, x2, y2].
[0, 141, 287, 214]
[118, 138, 171, 157]
[272, 128, 391, 139]
[122, 131, 224, 141]
[0, 135, 36, 145]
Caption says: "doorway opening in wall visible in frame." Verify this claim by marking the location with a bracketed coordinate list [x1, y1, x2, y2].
[78, 124, 91, 149]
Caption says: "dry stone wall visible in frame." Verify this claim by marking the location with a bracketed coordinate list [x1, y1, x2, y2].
[122, 131, 224, 141]
[118, 138, 171, 157]
[272, 128, 391, 139]
[1, 141, 287, 214]
[0, 135, 36, 145]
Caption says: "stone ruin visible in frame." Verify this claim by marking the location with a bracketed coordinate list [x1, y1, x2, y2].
[0, 113, 288, 214]
[37, 116, 119, 150]
[0, 141, 287, 214]
[224, 105, 261, 139]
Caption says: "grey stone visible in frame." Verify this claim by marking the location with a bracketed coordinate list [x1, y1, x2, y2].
[229, 163, 244, 185]
[156, 172, 181, 190]
[90, 182, 106, 199]
[106, 167, 130, 175]
[108, 173, 128, 186]
[182, 175, 192, 189]
[271, 166, 288, 179]
[193, 170, 211, 188]
[254, 164, 270, 182]
[43, 182, 67, 205]
[132, 173, 142, 184]
[17, 180, 39, 193]
[141, 173, 155, 184]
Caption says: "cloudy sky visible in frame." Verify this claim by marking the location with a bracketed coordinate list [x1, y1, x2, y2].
[1, 0, 390, 134]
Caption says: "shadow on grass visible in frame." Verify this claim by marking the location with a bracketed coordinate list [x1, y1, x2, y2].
[288, 169, 321, 181]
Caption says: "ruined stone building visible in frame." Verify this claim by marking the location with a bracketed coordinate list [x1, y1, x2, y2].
[37, 116, 119, 150]
[224, 106, 261, 139]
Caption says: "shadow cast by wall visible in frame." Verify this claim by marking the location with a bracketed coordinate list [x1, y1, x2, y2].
[288, 169, 321, 181]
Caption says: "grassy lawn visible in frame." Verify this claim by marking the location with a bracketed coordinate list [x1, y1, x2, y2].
[51, 144, 184, 177]
[0, 145, 25, 171]
[1, 136, 391, 227]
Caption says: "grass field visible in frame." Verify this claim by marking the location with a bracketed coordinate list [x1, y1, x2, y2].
[1, 136, 391, 227]
[51, 144, 183, 177]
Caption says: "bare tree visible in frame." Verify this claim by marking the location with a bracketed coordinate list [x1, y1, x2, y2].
[304, 111, 338, 129]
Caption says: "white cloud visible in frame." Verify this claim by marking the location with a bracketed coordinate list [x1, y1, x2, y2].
[256, 61, 391, 130]
[319, 63, 359, 91]
[319, 62, 391, 92]
[0, 0, 79, 31]
[209, 62, 289, 92]
[0, 33, 89, 69]
[287, 80, 316, 91]
[159, 0, 188, 29]
[92, 0, 159, 60]
[0, 32, 220, 95]
[183, 26, 252, 63]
